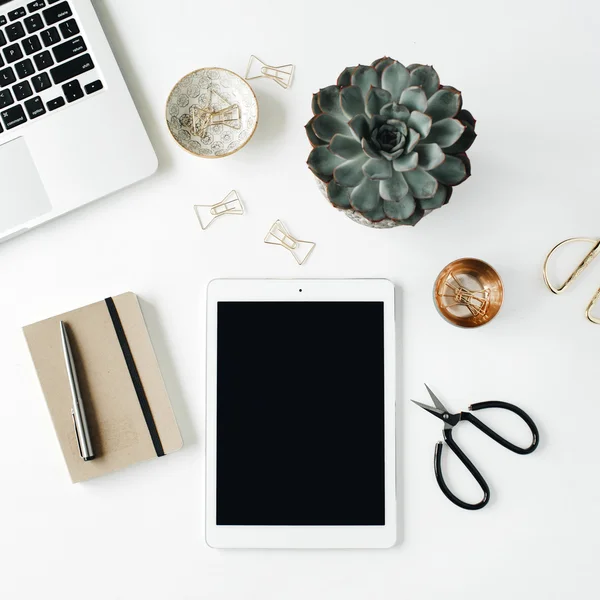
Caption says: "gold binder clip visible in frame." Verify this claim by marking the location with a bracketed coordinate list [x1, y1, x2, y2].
[543, 237, 600, 323]
[264, 220, 315, 265]
[194, 190, 244, 230]
[245, 55, 295, 89]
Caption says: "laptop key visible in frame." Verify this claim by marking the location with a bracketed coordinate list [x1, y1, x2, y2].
[28, 1, 47, 12]
[43, 1, 72, 26]
[6, 23, 26, 42]
[0, 89, 14, 108]
[32, 71, 51, 92]
[33, 50, 54, 70]
[41, 26, 60, 47]
[62, 79, 83, 102]
[50, 53, 93, 84]
[0, 16, 6, 27]
[53, 36, 86, 63]
[3, 43, 23, 64]
[8, 7, 27, 21]
[0, 31, 6, 47]
[59, 18, 79, 39]
[24, 14, 44, 34]
[15, 59, 35, 79]
[0, 55, 3, 69]
[1, 104, 27, 129]
[84, 79, 103, 95]
[23, 35, 42, 55]
[46, 95, 65, 111]
[0, 66, 16, 87]
[13, 80, 33, 101]
[24, 95, 45, 119]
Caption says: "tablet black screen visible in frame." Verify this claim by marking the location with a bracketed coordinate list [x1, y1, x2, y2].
[216, 301, 385, 526]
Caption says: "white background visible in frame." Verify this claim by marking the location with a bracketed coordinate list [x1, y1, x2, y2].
[1, 0, 598, 598]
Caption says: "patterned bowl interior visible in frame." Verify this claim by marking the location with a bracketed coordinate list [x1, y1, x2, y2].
[166, 68, 258, 158]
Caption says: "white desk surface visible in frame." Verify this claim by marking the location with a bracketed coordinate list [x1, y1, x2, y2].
[1, 0, 599, 598]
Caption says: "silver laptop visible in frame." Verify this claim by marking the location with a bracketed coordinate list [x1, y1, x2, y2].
[0, 0, 157, 242]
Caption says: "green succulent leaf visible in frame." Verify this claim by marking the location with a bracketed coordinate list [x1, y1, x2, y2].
[383, 193, 416, 220]
[408, 65, 440, 97]
[329, 134, 363, 159]
[429, 154, 470, 185]
[348, 114, 370, 141]
[337, 66, 357, 87]
[362, 204, 387, 222]
[366, 87, 392, 118]
[407, 111, 432, 138]
[457, 109, 476, 128]
[363, 157, 393, 180]
[381, 61, 410, 102]
[312, 113, 349, 142]
[340, 85, 365, 119]
[305, 120, 325, 147]
[380, 147, 405, 161]
[399, 86, 428, 113]
[361, 138, 380, 158]
[381, 102, 410, 121]
[426, 86, 463, 122]
[307, 146, 343, 182]
[317, 85, 344, 117]
[371, 56, 395, 75]
[327, 180, 352, 208]
[404, 167, 439, 198]
[351, 65, 379, 97]
[334, 155, 368, 187]
[350, 178, 381, 212]
[415, 143, 445, 170]
[419, 183, 451, 209]
[400, 206, 425, 226]
[311, 93, 322, 115]
[369, 114, 387, 130]
[445, 121, 477, 154]
[405, 128, 421, 153]
[380, 170, 409, 201]
[427, 118, 466, 148]
[392, 152, 418, 172]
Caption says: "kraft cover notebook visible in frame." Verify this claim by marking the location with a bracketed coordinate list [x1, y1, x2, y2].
[23, 292, 183, 483]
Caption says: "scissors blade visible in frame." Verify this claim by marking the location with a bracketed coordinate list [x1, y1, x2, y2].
[410, 399, 446, 421]
[424, 383, 448, 413]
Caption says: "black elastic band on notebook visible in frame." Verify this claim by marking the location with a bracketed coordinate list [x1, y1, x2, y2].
[105, 297, 165, 457]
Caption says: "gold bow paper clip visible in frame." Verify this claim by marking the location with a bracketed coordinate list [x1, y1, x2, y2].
[264, 220, 315, 265]
[440, 273, 490, 318]
[245, 55, 295, 89]
[543, 237, 600, 323]
[189, 88, 241, 137]
[194, 190, 244, 230]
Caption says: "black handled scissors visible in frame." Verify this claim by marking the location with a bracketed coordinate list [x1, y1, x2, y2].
[412, 384, 539, 510]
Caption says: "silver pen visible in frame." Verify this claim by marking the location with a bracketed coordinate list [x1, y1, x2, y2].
[60, 321, 95, 461]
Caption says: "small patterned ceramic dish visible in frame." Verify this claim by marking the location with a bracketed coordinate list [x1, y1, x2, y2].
[166, 67, 259, 158]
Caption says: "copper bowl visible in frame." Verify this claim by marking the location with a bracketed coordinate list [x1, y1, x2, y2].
[433, 258, 504, 328]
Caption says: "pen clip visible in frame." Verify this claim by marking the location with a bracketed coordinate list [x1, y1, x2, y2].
[71, 408, 83, 459]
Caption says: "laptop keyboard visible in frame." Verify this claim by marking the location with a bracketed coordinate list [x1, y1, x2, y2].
[0, 0, 102, 134]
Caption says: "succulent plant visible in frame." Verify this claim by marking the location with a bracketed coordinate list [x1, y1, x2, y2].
[306, 57, 476, 227]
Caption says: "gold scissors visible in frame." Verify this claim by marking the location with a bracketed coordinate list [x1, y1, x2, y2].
[543, 237, 600, 323]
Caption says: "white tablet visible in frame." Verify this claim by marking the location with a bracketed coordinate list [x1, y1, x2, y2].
[205, 279, 397, 549]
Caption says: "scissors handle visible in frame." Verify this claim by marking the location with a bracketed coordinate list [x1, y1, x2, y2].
[433, 401, 539, 510]
[434, 429, 490, 510]
[464, 401, 539, 455]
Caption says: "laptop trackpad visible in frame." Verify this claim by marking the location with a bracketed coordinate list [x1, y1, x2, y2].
[0, 138, 52, 233]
